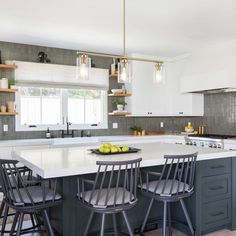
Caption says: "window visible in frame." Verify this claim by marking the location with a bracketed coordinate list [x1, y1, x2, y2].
[15, 86, 108, 131]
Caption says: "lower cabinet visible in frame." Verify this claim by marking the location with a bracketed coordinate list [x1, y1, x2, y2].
[195, 158, 232, 235]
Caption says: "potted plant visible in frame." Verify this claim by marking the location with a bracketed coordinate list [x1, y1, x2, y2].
[112, 99, 127, 112]
[130, 125, 142, 136]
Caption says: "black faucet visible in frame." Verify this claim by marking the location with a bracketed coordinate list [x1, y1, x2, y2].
[61, 122, 75, 138]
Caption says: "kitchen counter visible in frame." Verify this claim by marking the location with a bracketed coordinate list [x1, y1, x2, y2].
[14, 141, 236, 178]
[0, 134, 186, 147]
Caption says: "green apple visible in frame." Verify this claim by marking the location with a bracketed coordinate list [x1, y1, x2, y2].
[103, 148, 111, 154]
[111, 147, 118, 153]
[99, 146, 105, 153]
[122, 146, 129, 152]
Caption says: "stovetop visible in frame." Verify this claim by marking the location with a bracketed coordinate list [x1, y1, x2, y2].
[188, 134, 236, 139]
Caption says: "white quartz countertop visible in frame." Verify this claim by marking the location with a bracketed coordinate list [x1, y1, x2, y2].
[13, 141, 236, 178]
[0, 135, 186, 148]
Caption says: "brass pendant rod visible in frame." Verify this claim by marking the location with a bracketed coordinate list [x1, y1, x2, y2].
[76, 50, 163, 64]
[123, 0, 126, 57]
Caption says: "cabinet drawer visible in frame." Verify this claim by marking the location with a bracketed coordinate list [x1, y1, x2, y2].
[201, 158, 231, 177]
[202, 174, 231, 202]
[202, 199, 231, 231]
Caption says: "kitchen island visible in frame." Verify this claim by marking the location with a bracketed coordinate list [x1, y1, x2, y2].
[14, 141, 236, 236]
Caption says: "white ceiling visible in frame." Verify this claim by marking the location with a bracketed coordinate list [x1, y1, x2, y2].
[0, 0, 236, 58]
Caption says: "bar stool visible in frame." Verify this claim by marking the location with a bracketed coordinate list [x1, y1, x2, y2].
[0, 159, 62, 236]
[77, 158, 142, 236]
[0, 165, 37, 235]
[140, 152, 198, 236]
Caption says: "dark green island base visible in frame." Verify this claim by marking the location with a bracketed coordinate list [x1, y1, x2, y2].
[51, 156, 236, 236]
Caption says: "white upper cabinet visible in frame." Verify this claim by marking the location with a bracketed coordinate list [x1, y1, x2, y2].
[125, 61, 171, 116]
[10, 61, 109, 89]
[126, 58, 204, 117]
[180, 41, 236, 93]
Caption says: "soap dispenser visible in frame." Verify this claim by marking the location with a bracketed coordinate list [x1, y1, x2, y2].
[46, 128, 51, 139]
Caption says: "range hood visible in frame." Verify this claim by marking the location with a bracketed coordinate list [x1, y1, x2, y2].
[180, 42, 236, 94]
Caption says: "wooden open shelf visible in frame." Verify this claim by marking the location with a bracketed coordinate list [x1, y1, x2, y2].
[108, 93, 131, 97]
[0, 64, 17, 70]
[0, 88, 18, 93]
[0, 112, 18, 116]
[109, 73, 118, 79]
[108, 112, 131, 116]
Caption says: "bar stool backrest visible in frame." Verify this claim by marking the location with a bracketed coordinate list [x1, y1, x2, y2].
[0, 159, 57, 206]
[79, 158, 142, 208]
[145, 152, 198, 197]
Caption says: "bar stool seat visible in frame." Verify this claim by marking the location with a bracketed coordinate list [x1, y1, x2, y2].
[11, 186, 62, 204]
[141, 180, 192, 196]
[82, 187, 134, 207]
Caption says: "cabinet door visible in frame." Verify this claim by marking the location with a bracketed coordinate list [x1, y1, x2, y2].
[126, 61, 149, 115]
[147, 63, 171, 115]
[169, 59, 204, 116]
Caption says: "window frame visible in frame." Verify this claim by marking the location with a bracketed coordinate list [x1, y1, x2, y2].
[15, 86, 108, 131]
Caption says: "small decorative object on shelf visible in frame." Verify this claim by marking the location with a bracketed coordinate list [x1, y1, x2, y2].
[112, 98, 127, 112]
[0, 105, 6, 113]
[0, 78, 8, 89]
[7, 101, 15, 113]
[38, 51, 51, 63]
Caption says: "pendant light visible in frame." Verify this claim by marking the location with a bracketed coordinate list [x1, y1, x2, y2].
[76, 53, 91, 80]
[118, 0, 131, 84]
[75, 0, 164, 84]
[154, 62, 165, 84]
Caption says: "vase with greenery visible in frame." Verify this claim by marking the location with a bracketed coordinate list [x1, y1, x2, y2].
[112, 99, 127, 111]
[130, 125, 142, 136]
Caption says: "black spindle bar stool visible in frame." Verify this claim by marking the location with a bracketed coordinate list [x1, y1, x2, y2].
[77, 158, 142, 236]
[140, 152, 198, 236]
[0, 159, 62, 236]
[0, 164, 39, 235]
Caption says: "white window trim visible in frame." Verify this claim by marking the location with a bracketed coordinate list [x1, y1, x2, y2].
[15, 87, 108, 132]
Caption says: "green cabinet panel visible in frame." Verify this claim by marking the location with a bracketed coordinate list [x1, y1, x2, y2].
[202, 198, 231, 231]
[201, 158, 231, 177]
[202, 174, 231, 203]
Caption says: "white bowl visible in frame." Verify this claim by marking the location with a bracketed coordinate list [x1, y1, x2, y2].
[111, 89, 123, 94]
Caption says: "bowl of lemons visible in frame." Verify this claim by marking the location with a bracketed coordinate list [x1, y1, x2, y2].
[90, 143, 140, 155]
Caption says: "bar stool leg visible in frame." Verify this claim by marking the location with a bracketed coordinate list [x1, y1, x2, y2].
[168, 203, 172, 236]
[140, 198, 154, 233]
[162, 201, 167, 236]
[112, 213, 118, 236]
[100, 213, 106, 236]
[1, 205, 9, 236]
[122, 211, 134, 236]
[10, 212, 19, 236]
[180, 199, 194, 236]
[0, 201, 5, 218]
[42, 209, 54, 236]
[83, 211, 94, 236]
[16, 212, 24, 236]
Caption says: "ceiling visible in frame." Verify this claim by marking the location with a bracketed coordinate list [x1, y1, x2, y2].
[0, 0, 236, 58]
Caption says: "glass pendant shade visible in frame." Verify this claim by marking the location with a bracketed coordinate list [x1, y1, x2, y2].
[118, 59, 132, 83]
[154, 63, 165, 84]
[76, 54, 91, 80]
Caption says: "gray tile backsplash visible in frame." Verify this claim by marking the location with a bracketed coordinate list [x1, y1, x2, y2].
[0, 41, 235, 140]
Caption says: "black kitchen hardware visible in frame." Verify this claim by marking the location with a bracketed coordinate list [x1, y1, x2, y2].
[188, 134, 236, 139]
[0, 50, 2, 64]
[90, 147, 141, 155]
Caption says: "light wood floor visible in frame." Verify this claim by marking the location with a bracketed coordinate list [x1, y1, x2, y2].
[4, 222, 236, 236]
[145, 229, 236, 236]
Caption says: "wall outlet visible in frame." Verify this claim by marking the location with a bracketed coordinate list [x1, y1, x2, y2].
[3, 124, 8, 132]
[160, 122, 164, 128]
[112, 123, 118, 129]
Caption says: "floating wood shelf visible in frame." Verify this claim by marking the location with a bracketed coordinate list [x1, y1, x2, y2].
[109, 73, 118, 79]
[108, 93, 131, 97]
[0, 64, 17, 70]
[0, 112, 18, 116]
[108, 112, 131, 116]
[0, 88, 18, 93]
